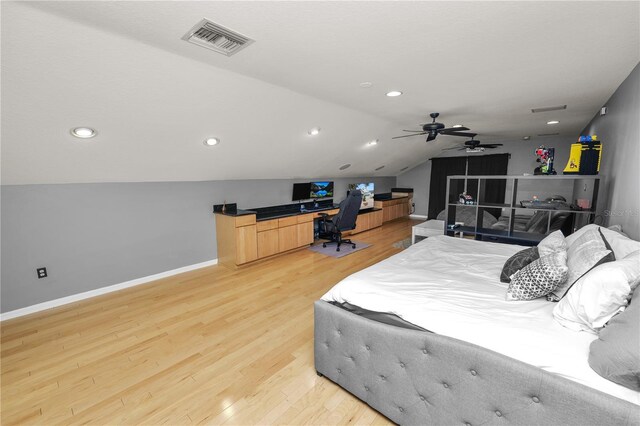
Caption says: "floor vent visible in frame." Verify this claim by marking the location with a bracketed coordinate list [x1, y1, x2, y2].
[182, 18, 253, 56]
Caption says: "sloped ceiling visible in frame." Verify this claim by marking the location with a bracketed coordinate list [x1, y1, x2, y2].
[1, 1, 638, 184]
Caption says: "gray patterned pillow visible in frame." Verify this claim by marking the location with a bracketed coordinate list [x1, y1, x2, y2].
[506, 251, 569, 301]
[500, 247, 539, 283]
[548, 228, 614, 301]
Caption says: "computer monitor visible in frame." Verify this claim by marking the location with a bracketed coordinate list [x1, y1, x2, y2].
[349, 182, 375, 209]
[292, 182, 311, 201]
[310, 181, 334, 199]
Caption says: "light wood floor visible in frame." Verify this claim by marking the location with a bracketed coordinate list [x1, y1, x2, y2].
[1, 218, 418, 425]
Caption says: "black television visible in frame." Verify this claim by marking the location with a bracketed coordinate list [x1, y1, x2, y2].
[310, 181, 334, 199]
[292, 182, 311, 201]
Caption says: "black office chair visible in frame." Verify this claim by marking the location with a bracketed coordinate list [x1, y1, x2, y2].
[318, 190, 362, 251]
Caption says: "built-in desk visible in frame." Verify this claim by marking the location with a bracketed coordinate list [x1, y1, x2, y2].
[214, 203, 382, 268]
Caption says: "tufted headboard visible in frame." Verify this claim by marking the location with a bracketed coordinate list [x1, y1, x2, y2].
[314, 301, 640, 425]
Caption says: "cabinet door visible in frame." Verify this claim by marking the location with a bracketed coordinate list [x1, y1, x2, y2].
[383, 206, 392, 222]
[353, 213, 370, 234]
[371, 210, 383, 228]
[235, 225, 258, 264]
[296, 222, 313, 247]
[257, 229, 279, 259]
[278, 225, 298, 252]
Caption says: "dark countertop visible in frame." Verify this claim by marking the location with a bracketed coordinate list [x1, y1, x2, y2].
[214, 205, 381, 221]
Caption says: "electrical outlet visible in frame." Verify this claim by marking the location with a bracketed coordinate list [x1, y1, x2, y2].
[37, 267, 47, 279]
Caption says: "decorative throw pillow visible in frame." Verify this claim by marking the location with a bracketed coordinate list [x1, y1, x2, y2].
[588, 285, 640, 391]
[553, 251, 640, 332]
[506, 251, 569, 301]
[547, 229, 614, 301]
[537, 230, 567, 257]
[500, 247, 539, 283]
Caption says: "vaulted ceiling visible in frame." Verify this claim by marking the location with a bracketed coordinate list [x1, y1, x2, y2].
[2, 1, 638, 184]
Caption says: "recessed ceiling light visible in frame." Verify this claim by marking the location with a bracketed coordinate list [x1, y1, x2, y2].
[204, 137, 220, 146]
[360, 82, 373, 88]
[339, 163, 351, 170]
[308, 127, 321, 136]
[367, 139, 378, 146]
[547, 120, 560, 125]
[375, 165, 385, 171]
[452, 124, 464, 128]
[385, 91, 402, 97]
[523, 136, 531, 141]
[70, 127, 97, 138]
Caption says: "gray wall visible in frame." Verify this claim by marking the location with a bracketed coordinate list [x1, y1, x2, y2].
[581, 63, 640, 240]
[1, 176, 395, 312]
[397, 136, 575, 217]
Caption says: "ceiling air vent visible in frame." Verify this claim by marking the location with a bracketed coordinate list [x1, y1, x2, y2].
[537, 132, 560, 137]
[182, 18, 253, 56]
[531, 105, 567, 113]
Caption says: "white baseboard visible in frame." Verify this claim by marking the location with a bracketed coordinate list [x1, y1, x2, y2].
[0, 259, 218, 322]
[409, 214, 428, 220]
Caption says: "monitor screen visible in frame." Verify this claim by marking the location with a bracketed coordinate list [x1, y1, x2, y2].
[349, 183, 375, 209]
[292, 182, 311, 201]
[310, 181, 334, 199]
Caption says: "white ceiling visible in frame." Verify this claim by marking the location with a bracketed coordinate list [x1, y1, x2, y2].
[1, 1, 638, 185]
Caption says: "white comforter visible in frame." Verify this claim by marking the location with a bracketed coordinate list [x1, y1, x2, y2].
[322, 235, 639, 405]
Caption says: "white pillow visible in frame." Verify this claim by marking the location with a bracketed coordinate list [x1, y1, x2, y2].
[554, 251, 640, 332]
[565, 224, 640, 259]
[548, 228, 614, 301]
[538, 230, 567, 257]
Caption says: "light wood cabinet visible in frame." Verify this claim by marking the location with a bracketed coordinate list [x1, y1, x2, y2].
[296, 222, 314, 246]
[257, 229, 279, 259]
[235, 225, 258, 264]
[278, 225, 298, 253]
[216, 206, 387, 268]
[375, 197, 409, 223]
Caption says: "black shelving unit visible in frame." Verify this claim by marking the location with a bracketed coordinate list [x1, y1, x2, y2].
[445, 175, 601, 245]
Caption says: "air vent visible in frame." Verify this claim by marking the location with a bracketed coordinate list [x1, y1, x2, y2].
[375, 165, 385, 171]
[537, 133, 560, 137]
[531, 105, 567, 113]
[182, 19, 253, 56]
[339, 164, 351, 170]
[400, 166, 409, 171]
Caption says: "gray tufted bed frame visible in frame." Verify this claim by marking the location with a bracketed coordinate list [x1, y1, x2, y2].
[314, 300, 640, 425]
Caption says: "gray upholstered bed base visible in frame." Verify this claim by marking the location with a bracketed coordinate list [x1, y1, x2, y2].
[314, 301, 640, 425]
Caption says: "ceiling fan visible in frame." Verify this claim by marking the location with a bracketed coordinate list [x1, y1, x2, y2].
[392, 112, 476, 142]
[442, 137, 503, 151]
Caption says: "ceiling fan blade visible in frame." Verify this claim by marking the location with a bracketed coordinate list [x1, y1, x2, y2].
[392, 132, 427, 139]
[402, 129, 426, 133]
[441, 146, 460, 151]
[478, 144, 504, 148]
[440, 126, 470, 132]
[440, 131, 477, 138]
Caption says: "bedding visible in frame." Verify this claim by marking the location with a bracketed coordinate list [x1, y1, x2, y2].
[589, 285, 640, 391]
[554, 250, 640, 332]
[321, 235, 640, 405]
[506, 250, 568, 300]
[499, 246, 539, 283]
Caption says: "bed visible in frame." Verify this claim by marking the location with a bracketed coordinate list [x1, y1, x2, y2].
[315, 234, 640, 425]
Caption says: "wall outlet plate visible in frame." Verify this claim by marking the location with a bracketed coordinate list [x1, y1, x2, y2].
[37, 267, 47, 279]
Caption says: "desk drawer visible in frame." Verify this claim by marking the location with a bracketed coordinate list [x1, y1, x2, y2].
[278, 216, 298, 227]
[297, 214, 314, 223]
[257, 219, 279, 232]
[235, 215, 256, 227]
